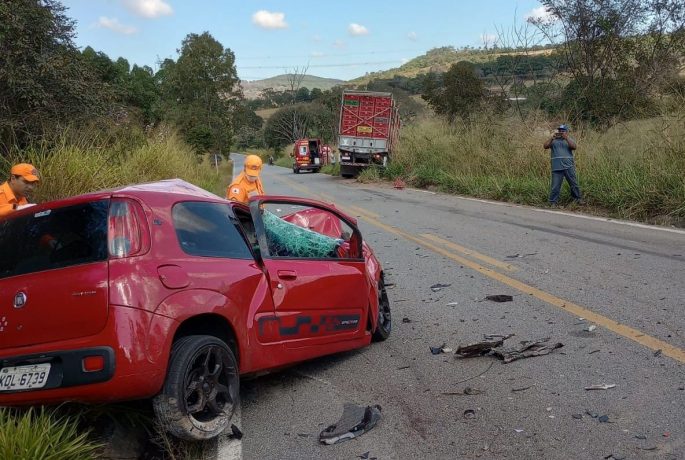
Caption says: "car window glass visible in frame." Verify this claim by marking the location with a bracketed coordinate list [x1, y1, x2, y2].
[173, 202, 252, 259]
[259, 203, 359, 260]
[0, 200, 109, 279]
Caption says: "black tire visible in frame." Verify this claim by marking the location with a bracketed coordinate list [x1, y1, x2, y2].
[341, 173, 354, 178]
[314, 168, 321, 173]
[294, 167, 300, 174]
[153, 335, 239, 441]
[372, 278, 391, 341]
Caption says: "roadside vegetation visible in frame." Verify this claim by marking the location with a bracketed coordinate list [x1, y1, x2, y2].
[0, 407, 102, 459]
[391, 111, 685, 222]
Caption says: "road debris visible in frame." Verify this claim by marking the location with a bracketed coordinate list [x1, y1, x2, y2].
[635, 435, 647, 440]
[228, 424, 243, 440]
[455, 335, 563, 363]
[511, 385, 533, 392]
[463, 409, 476, 419]
[514, 429, 524, 433]
[585, 384, 616, 391]
[393, 178, 406, 189]
[598, 415, 610, 423]
[653, 349, 662, 357]
[402, 317, 412, 323]
[430, 283, 451, 292]
[397, 366, 410, 370]
[604, 454, 626, 460]
[446, 302, 459, 307]
[485, 294, 513, 302]
[319, 404, 382, 445]
[585, 325, 597, 332]
[586, 410, 598, 418]
[505, 252, 538, 259]
[442, 386, 484, 396]
[572, 414, 583, 420]
[430, 343, 450, 355]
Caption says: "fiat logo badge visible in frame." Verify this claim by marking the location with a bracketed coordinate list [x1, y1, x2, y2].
[13, 292, 27, 309]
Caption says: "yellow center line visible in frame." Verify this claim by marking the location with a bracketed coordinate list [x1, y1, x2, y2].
[271, 173, 685, 363]
[421, 233, 517, 272]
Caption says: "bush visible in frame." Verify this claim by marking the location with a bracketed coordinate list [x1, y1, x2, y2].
[0, 407, 102, 460]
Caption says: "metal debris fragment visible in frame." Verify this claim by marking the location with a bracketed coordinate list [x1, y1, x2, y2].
[319, 404, 382, 445]
[585, 384, 616, 391]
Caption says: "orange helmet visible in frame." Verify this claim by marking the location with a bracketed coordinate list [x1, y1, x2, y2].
[244, 155, 263, 177]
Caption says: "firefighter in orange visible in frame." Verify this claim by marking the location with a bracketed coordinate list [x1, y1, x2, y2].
[0, 163, 40, 218]
[226, 155, 265, 205]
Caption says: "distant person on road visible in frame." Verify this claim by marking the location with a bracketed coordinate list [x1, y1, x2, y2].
[0, 163, 40, 218]
[543, 124, 584, 207]
[226, 154, 265, 205]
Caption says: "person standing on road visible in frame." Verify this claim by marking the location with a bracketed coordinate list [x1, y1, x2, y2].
[226, 154, 265, 205]
[0, 163, 40, 218]
[543, 124, 584, 207]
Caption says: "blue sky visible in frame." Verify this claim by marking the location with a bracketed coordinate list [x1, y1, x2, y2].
[63, 0, 551, 81]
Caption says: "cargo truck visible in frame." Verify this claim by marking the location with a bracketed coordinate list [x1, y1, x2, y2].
[337, 90, 400, 178]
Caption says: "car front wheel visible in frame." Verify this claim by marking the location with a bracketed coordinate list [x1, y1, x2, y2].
[372, 278, 392, 341]
[153, 335, 239, 441]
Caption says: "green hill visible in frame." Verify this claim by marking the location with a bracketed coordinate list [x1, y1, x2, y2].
[241, 74, 345, 99]
[350, 45, 556, 84]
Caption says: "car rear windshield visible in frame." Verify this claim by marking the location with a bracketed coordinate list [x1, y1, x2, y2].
[0, 200, 109, 279]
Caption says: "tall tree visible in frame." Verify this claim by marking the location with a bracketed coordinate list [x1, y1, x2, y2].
[422, 62, 485, 122]
[157, 32, 240, 153]
[0, 0, 103, 149]
[533, 0, 685, 123]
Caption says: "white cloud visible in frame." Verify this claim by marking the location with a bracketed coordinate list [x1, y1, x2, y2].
[407, 31, 418, 41]
[480, 33, 498, 47]
[312, 34, 322, 42]
[122, 0, 173, 18]
[333, 39, 346, 49]
[97, 16, 137, 35]
[525, 6, 556, 23]
[311, 51, 325, 58]
[401, 58, 409, 64]
[252, 10, 288, 29]
[348, 23, 369, 36]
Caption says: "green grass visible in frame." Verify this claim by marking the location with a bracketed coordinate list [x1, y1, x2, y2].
[0, 407, 102, 460]
[321, 163, 340, 176]
[392, 110, 685, 223]
[1, 126, 228, 201]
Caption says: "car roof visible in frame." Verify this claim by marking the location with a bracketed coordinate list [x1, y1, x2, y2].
[4, 179, 225, 219]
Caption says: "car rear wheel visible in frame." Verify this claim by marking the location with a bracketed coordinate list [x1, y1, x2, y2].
[372, 278, 391, 341]
[153, 335, 239, 440]
[293, 166, 300, 174]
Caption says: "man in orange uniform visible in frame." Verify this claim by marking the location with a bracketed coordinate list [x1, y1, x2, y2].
[226, 155, 265, 205]
[0, 163, 40, 218]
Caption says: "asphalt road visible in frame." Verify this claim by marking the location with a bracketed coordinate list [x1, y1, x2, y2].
[222, 154, 685, 460]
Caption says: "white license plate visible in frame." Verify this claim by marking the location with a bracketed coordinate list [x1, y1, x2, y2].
[0, 363, 51, 391]
[341, 156, 351, 161]
[314, 158, 320, 165]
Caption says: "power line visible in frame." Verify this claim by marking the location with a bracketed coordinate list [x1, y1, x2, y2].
[238, 60, 402, 70]
[237, 49, 424, 60]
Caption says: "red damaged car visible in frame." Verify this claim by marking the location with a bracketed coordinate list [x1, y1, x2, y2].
[0, 179, 391, 440]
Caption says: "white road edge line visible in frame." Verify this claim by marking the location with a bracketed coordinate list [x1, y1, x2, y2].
[447, 195, 685, 236]
[216, 404, 242, 460]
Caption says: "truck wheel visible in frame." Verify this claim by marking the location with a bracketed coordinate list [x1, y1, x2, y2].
[372, 278, 392, 341]
[293, 167, 300, 174]
[153, 335, 239, 441]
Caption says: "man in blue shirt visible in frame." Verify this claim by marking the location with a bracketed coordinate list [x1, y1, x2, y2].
[543, 124, 584, 207]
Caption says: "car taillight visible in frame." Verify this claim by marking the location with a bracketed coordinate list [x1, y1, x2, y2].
[108, 200, 141, 258]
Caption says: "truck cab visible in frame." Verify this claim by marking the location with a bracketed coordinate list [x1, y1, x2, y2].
[292, 138, 322, 174]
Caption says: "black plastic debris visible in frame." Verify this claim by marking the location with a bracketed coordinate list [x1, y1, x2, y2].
[654, 349, 663, 357]
[485, 295, 513, 302]
[463, 409, 476, 419]
[358, 452, 370, 459]
[598, 415, 610, 423]
[456, 335, 563, 363]
[572, 414, 583, 420]
[402, 317, 412, 323]
[319, 404, 382, 445]
[430, 283, 451, 292]
[229, 424, 243, 440]
[455, 338, 506, 358]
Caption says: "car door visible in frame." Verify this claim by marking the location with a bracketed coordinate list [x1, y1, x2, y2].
[249, 197, 369, 348]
